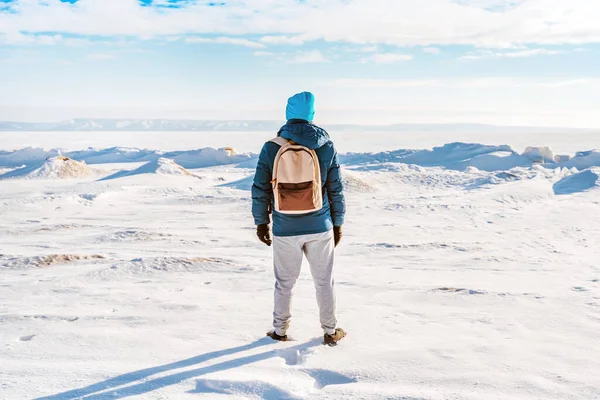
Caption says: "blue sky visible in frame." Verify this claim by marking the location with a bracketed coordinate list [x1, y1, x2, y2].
[1, 0, 599, 127]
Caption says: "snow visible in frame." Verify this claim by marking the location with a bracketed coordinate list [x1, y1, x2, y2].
[553, 168, 600, 195]
[522, 146, 557, 164]
[1, 131, 600, 399]
[563, 150, 600, 170]
[0, 156, 98, 180]
[101, 158, 202, 180]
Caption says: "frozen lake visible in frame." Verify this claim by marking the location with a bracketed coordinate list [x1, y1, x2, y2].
[0, 129, 598, 154]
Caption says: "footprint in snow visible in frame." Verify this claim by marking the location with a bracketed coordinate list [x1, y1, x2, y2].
[572, 287, 589, 292]
[277, 347, 316, 366]
[303, 369, 358, 389]
[19, 334, 36, 342]
[192, 379, 301, 400]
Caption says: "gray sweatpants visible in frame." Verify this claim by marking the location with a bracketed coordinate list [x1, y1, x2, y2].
[272, 230, 337, 336]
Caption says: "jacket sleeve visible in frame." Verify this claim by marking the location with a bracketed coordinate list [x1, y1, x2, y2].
[325, 144, 346, 227]
[252, 144, 274, 226]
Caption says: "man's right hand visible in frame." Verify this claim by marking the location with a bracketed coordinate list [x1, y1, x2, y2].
[257, 224, 272, 246]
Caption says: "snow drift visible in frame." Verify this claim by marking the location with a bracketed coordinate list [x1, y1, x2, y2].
[562, 150, 600, 170]
[101, 158, 201, 180]
[553, 168, 600, 195]
[0, 254, 105, 269]
[340, 143, 530, 172]
[0, 147, 61, 168]
[1, 144, 599, 175]
[0, 156, 97, 180]
[0, 147, 256, 169]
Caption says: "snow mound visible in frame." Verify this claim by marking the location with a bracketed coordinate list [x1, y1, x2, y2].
[0, 156, 97, 180]
[100, 158, 201, 180]
[68, 146, 159, 164]
[553, 168, 600, 195]
[0, 254, 105, 269]
[341, 143, 529, 172]
[97, 229, 173, 243]
[563, 150, 600, 170]
[342, 169, 376, 192]
[522, 146, 557, 163]
[221, 175, 254, 191]
[0, 147, 60, 168]
[165, 147, 253, 169]
[465, 171, 522, 190]
[0, 146, 257, 169]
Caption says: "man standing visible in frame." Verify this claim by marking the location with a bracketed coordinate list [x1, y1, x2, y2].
[252, 92, 346, 346]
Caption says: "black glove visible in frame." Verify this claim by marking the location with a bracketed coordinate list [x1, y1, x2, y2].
[257, 224, 272, 246]
[334, 226, 342, 247]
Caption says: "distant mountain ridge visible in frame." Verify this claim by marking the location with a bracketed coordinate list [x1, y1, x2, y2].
[0, 119, 592, 132]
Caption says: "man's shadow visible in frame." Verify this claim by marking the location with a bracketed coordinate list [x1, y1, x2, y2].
[36, 337, 322, 400]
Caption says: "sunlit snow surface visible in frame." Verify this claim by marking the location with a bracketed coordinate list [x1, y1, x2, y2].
[1, 131, 599, 399]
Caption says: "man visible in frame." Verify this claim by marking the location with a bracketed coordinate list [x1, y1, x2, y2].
[252, 91, 346, 346]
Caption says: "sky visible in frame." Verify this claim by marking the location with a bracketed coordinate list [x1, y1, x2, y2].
[1, 0, 600, 127]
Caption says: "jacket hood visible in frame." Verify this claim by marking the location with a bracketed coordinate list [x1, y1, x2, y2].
[279, 121, 330, 150]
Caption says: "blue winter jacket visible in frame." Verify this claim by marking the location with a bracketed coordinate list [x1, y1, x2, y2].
[252, 120, 346, 237]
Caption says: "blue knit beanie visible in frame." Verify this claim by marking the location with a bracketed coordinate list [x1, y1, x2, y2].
[286, 92, 315, 121]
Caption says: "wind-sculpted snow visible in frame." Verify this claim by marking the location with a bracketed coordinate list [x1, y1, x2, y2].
[342, 143, 529, 172]
[101, 158, 202, 181]
[0, 156, 99, 180]
[562, 150, 600, 170]
[340, 143, 600, 172]
[0, 146, 256, 169]
[1, 143, 599, 175]
[553, 168, 600, 195]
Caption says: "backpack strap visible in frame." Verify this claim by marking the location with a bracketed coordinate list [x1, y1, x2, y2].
[269, 137, 290, 147]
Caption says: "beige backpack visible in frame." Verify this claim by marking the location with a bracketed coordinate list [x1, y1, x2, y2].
[270, 137, 323, 215]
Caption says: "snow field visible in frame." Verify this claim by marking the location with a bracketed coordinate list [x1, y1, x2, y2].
[1, 135, 599, 399]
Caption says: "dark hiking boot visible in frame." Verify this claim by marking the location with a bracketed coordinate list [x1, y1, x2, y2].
[266, 330, 289, 342]
[323, 328, 346, 346]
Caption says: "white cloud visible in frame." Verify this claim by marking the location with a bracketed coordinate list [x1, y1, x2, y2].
[331, 77, 595, 89]
[86, 53, 115, 61]
[185, 36, 265, 48]
[332, 79, 438, 88]
[253, 51, 274, 57]
[538, 79, 591, 88]
[423, 47, 441, 54]
[259, 35, 309, 46]
[63, 37, 95, 47]
[0, 32, 105, 47]
[461, 48, 564, 59]
[360, 46, 378, 53]
[362, 53, 414, 64]
[1, 0, 600, 47]
[288, 50, 329, 64]
[0, 33, 61, 46]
